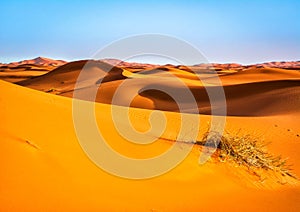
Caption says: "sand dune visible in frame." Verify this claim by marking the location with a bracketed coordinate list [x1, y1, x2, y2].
[219, 66, 300, 84]
[7, 56, 67, 67]
[1, 59, 300, 210]
[1, 77, 300, 211]
[194, 61, 300, 70]
[18, 60, 300, 116]
[0, 57, 66, 83]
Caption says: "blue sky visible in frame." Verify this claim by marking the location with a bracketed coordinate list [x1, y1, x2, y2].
[0, 0, 299, 64]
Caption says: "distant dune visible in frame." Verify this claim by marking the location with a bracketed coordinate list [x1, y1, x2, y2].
[16, 59, 300, 116]
[194, 61, 300, 70]
[7, 56, 67, 67]
[0, 57, 67, 83]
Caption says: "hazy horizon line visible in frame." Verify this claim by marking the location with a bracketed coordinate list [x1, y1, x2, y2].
[1, 56, 299, 66]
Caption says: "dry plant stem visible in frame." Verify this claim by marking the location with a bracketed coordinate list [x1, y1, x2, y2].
[196, 131, 297, 180]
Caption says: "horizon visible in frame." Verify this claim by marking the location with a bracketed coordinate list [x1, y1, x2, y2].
[1, 0, 299, 64]
[1, 55, 299, 66]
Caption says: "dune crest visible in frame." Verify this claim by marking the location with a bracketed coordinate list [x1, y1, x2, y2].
[1, 74, 300, 210]
[6, 56, 67, 67]
[1, 58, 300, 210]
[15, 59, 300, 116]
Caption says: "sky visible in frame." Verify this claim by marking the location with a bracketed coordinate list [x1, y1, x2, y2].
[0, 0, 299, 64]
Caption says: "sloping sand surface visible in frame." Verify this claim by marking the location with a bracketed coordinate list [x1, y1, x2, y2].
[8, 56, 66, 67]
[1, 80, 300, 211]
[1, 60, 300, 211]
[19, 60, 300, 116]
[0, 63, 58, 83]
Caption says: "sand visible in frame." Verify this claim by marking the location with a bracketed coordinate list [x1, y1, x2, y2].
[19, 60, 300, 116]
[0, 57, 67, 83]
[1, 60, 300, 211]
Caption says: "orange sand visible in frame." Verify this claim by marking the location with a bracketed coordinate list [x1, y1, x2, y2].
[1, 61, 300, 211]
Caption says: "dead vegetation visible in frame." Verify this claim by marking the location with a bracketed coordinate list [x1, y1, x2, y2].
[196, 131, 298, 182]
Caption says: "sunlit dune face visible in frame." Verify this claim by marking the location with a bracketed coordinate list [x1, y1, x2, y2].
[1, 60, 300, 211]
[14, 60, 300, 116]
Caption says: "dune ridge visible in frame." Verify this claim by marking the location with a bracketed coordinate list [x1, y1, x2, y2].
[1, 58, 300, 211]
[1, 76, 300, 211]
[17, 59, 300, 116]
[6, 56, 67, 67]
[0, 57, 67, 83]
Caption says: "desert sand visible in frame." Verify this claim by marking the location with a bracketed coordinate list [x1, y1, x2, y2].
[1, 59, 300, 211]
[0, 57, 67, 83]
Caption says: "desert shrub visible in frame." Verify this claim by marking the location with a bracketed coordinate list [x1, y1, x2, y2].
[196, 131, 297, 181]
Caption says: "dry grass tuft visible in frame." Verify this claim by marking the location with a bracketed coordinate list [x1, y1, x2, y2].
[196, 131, 297, 181]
